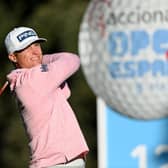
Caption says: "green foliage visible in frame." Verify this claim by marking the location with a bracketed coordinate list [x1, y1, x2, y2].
[0, 0, 97, 168]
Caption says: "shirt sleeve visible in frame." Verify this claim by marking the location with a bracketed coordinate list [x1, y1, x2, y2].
[27, 52, 80, 95]
[42, 53, 69, 64]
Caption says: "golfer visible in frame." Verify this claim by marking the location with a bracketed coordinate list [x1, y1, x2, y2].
[5, 26, 89, 168]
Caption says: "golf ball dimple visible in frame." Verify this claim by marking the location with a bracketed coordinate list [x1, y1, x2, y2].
[79, 0, 168, 120]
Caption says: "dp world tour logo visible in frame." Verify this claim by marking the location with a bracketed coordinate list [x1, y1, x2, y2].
[79, 0, 168, 119]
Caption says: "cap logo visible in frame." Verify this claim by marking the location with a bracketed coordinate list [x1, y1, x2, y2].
[17, 30, 37, 42]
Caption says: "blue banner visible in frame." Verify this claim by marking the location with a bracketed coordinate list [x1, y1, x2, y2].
[105, 105, 168, 168]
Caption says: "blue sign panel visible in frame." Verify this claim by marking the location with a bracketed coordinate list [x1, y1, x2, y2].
[105, 105, 168, 168]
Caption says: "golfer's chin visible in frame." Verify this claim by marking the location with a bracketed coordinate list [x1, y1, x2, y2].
[30, 61, 42, 68]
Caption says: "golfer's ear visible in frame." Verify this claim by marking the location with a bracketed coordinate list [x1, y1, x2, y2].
[8, 53, 17, 63]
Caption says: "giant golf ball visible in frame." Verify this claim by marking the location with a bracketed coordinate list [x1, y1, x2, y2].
[79, 0, 168, 119]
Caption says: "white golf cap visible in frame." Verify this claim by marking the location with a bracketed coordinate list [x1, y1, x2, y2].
[5, 27, 47, 54]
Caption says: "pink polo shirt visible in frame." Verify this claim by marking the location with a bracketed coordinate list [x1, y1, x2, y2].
[7, 53, 89, 168]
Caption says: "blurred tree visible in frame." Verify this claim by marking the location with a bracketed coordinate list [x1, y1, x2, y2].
[0, 0, 97, 168]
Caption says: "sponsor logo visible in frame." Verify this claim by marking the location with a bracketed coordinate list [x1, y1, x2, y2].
[40, 64, 48, 72]
[17, 30, 37, 42]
